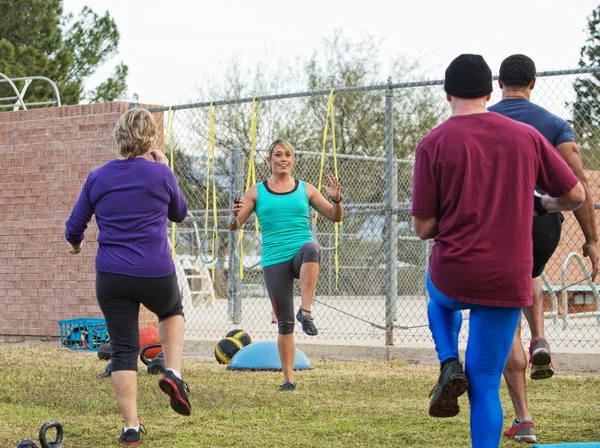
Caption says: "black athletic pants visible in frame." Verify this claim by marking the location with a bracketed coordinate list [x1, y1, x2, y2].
[96, 271, 184, 371]
[532, 213, 564, 278]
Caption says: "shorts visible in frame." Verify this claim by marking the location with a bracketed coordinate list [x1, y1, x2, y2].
[532, 212, 564, 278]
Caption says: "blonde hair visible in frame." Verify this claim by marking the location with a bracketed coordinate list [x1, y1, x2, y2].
[267, 139, 295, 158]
[114, 108, 158, 159]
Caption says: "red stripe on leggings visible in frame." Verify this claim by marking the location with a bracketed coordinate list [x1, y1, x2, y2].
[269, 291, 279, 320]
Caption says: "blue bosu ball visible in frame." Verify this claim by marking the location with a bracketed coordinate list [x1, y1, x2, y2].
[227, 340, 313, 371]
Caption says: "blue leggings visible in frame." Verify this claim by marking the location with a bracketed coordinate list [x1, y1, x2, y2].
[426, 273, 521, 448]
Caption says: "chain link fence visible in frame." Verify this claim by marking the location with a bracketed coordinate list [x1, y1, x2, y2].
[143, 67, 600, 350]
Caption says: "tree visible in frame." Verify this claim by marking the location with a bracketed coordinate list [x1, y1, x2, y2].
[0, 0, 129, 107]
[572, 5, 600, 169]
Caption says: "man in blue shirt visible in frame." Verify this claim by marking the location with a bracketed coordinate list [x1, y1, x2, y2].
[489, 54, 599, 443]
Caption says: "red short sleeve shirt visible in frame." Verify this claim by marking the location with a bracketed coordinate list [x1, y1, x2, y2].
[412, 112, 578, 308]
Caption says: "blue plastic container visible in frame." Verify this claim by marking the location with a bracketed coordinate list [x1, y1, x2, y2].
[58, 318, 108, 351]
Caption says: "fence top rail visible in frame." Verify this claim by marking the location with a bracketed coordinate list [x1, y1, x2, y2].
[144, 66, 600, 113]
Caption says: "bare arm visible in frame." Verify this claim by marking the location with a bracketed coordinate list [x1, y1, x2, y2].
[555, 142, 597, 242]
[412, 216, 438, 240]
[227, 185, 257, 231]
[306, 175, 343, 222]
[65, 174, 95, 255]
[555, 141, 598, 279]
[540, 181, 585, 213]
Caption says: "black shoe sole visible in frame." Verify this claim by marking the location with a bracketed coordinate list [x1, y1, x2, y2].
[159, 377, 191, 416]
[429, 375, 469, 418]
[530, 364, 554, 380]
[531, 350, 552, 367]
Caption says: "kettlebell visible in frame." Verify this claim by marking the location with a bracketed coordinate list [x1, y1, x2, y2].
[96, 361, 113, 378]
[39, 420, 63, 448]
[140, 343, 165, 374]
[97, 341, 111, 360]
[16, 441, 38, 448]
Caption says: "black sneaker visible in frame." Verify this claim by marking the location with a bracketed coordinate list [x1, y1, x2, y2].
[296, 307, 318, 336]
[159, 370, 192, 416]
[120, 424, 147, 446]
[279, 380, 296, 392]
[428, 360, 469, 418]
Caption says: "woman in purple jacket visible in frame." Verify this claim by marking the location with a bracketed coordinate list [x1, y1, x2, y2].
[65, 108, 190, 446]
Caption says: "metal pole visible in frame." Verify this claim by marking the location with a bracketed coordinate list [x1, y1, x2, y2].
[328, 233, 333, 297]
[228, 142, 244, 324]
[384, 78, 398, 346]
[424, 240, 431, 308]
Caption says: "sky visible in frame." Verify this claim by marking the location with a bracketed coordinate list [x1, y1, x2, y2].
[63, 0, 600, 106]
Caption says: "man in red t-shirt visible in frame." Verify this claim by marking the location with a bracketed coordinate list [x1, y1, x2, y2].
[412, 53, 585, 448]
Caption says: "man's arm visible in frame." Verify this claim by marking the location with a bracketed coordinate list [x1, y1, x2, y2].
[412, 216, 438, 240]
[411, 143, 439, 240]
[540, 182, 585, 213]
[555, 141, 598, 280]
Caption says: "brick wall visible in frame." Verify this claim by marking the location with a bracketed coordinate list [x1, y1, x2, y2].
[544, 169, 600, 287]
[0, 103, 163, 338]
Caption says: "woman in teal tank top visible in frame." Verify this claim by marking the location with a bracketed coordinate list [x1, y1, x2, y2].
[227, 139, 343, 391]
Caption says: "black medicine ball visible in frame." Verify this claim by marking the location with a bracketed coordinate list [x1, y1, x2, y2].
[215, 337, 244, 364]
[225, 329, 252, 347]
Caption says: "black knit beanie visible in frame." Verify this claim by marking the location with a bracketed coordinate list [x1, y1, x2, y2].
[444, 54, 493, 99]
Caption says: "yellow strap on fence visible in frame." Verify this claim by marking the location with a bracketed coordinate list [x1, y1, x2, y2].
[315, 89, 341, 288]
[329, 96, 341, 289]
[166, 107, 176, 261]
[314, 90, 336, 224]
[237, 99, 261, 279]
[205, 104, 218, 283]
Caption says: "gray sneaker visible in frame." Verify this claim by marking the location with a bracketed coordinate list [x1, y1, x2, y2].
[296, 307, 318, 336]
[530, 337, 554, 380]
[503, 419, 537, 443]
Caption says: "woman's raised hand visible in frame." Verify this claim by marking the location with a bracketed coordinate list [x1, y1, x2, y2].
[323, 174, 341, 202]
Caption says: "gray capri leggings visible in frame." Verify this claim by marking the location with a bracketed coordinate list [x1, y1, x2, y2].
[96, 271, 184, 371]
[262, 241, 321, 335]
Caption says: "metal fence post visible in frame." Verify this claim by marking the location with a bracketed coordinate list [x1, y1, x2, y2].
[228, 142, 244, 324]
[384, 78, 398, 346]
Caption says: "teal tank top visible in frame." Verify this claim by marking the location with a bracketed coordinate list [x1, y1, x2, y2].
[255, 180, 313, 267]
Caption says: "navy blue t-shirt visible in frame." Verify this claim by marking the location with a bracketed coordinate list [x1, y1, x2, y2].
[488, 98, 574, 147]
[489, 98, 575, 194]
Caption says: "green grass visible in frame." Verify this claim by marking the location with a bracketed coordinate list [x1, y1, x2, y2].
[1, 345, 599, 447]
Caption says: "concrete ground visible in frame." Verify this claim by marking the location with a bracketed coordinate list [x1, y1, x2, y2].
[4, 296, 598, 372]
